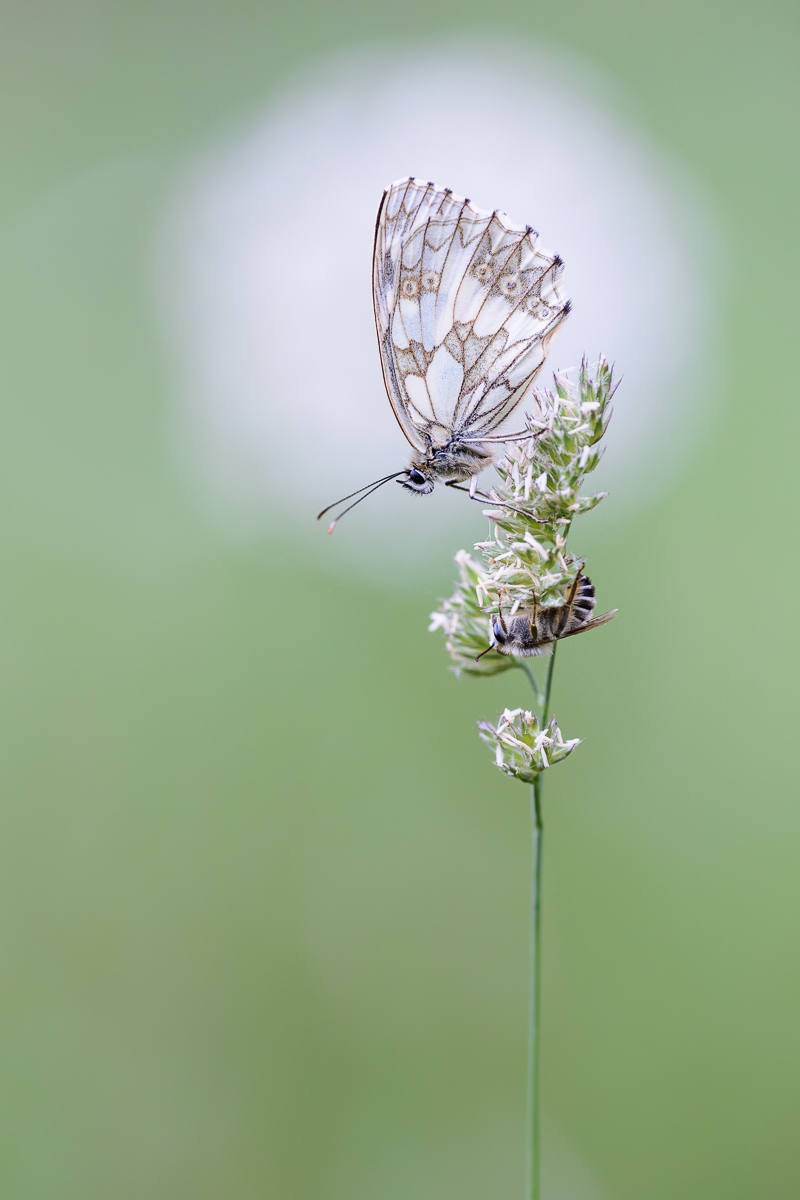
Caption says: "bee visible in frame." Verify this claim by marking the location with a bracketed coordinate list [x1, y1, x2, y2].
[480, 572, 617, 658]
[318, 177, 570, 531]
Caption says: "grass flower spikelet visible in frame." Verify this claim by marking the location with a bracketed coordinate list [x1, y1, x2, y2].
[478, 709, 581, 783]
[430, 357, 616, 679]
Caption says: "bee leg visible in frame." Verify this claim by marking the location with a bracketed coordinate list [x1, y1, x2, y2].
[557, 567, 586, 637]
[525, 589, 548, 650]
[496, 600, 509, 639]
[565, 566, 585, 606]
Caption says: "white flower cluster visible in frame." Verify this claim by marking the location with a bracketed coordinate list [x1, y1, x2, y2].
[478, 709, 581, 784]
[427, 549, 518, 678]
[430, 358, 615, 677]
[429, 358, 616, 783]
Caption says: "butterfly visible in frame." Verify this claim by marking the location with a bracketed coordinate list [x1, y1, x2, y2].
[318, 177, 570, 531]
[480, 572, 617, 659]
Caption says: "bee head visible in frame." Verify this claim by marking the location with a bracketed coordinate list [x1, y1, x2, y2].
[400, 468, 434, 495]
[491, 617, 508, 646]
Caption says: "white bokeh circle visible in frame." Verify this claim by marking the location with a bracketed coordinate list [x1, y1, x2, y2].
[159, 38, 720, 579]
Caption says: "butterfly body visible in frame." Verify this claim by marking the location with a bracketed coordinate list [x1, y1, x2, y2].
[490, 574, 617, 657]
[402, 438, 495, 494]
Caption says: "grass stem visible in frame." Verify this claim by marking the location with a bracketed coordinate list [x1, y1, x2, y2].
[518, 661, 543, 705]
[527, 776, 543, 1200]
[527, 642, 557, 1200]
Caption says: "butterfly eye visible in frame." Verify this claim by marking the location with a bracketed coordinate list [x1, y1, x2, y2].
[421, 271, 440, 291]
[400, 277, 419, 299]
[408, 469, 427, 486]
[499, 274, 520, 296]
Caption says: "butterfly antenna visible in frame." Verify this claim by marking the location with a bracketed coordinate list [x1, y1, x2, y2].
[317, 471, 407, 523]
[323, 472, 408, 534]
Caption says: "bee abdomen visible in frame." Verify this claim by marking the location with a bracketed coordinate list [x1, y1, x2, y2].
[566, 575, 596, 630]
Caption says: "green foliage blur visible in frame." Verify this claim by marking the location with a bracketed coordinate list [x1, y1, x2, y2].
[0, 2, 797, 1197]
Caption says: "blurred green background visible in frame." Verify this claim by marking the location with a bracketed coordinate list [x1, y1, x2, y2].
[0, 1, 798, 1197]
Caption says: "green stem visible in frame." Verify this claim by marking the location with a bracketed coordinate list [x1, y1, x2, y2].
[518, 661, 543, 705]
[527, 642, 557, 1200]
[527, 776, 543, 1200]
[542, 641, 558, 725]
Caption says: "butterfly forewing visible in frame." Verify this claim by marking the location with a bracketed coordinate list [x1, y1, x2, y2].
[373, 178, 569, 452]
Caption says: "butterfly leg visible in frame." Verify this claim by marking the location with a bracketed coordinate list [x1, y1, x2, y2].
[444, 481, 547, 523]
[445, 480, 487, 498]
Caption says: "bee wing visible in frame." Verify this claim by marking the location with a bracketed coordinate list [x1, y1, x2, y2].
[558, 609, 618, 640]
[373, 178, 569, 451]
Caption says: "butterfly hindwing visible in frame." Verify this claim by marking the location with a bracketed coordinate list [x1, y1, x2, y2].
[373, 178, 569, 452]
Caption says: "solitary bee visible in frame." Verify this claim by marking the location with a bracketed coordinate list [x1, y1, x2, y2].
[480, 572, 617, 659]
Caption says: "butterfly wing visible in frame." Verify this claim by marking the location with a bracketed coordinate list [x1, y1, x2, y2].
[373, 177, 570, 452]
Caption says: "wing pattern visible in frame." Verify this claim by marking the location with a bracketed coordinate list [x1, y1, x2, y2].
[373, 177, 569, 452]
